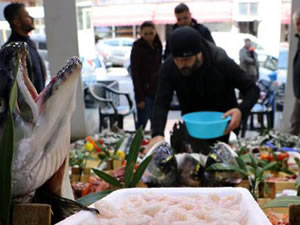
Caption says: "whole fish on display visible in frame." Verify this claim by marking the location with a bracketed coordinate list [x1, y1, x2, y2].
[176, 153, 204, 187]
[203, 142, 243, 186]
[0, 42, 96, 225]
[142, 141, 178, 187]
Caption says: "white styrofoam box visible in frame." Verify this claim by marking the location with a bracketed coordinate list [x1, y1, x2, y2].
[56, 187, 271, 225]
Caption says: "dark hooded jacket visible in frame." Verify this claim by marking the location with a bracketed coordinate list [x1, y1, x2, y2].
[293, 34, 300, 99]
[152, 40, 260, 137]
[130, 36, 162, 103]
[164, 18, 215, 60]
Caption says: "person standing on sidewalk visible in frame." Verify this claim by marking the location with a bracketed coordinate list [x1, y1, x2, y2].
[289, 8, 300, 136]
[130, 21, 162, 130]
[3, 3, 47, 94]
[239, 38, 259, 82]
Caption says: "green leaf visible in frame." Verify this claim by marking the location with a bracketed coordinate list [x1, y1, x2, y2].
[129, 155, 152, 188]
[0, 67, 18, 225]
[249, 153, 257, 168]
[92, 168, 122, 188]
[295, 158, 300, 171]
[264, 181, 270, 195]
[240, 153, 252, 164]
[96, 143, 110, 158]
[125, 127, 143, 186]
[262, 196, 300, 209]
[236, 156, 247, 172]
[237, 146, 248, 156]
[207, 163, 248, 177]
[279, 168, 295, 175]
[296, 176, 300, 188]
[257, 161, 278, 178]
[76, 190, 113, 206]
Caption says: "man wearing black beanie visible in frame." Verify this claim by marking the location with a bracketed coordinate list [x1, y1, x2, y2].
[146, 26, 260, 153]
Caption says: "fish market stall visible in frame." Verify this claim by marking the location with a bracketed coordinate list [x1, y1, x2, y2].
[66, 125, 300, 225]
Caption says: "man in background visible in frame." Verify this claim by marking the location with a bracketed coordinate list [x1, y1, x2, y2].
[239, 38, 259, 83]
[147, 27, 259, 154]
[289, 8, 300, 136]
[4, 3, 46, 93]
[163, 3, 215, 60]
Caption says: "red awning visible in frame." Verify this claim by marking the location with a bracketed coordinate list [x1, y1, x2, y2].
[92, 1, 233, 26]
[92, 4, 155, 26]
[281, 1, 291, 24]
[153, 1, 232, 24]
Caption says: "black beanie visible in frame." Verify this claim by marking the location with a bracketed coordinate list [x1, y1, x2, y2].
[170, 26, 203, 57]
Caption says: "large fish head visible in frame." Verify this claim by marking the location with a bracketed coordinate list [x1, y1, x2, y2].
[0, 42, 26, 138]
[176, 153, 203, 187]
[5, 41, 82, 200]
[142, 142, 178, 187]
[204, 142, 242, 186]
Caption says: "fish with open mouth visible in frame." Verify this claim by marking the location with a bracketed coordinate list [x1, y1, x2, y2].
[0, 42, 96, 224]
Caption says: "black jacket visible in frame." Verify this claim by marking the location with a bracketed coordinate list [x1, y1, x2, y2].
[5, 31, 46, 93]
[293, 34, 300, 99]
[152, 41, 260, 137]
[130, 37, 162, 103]
[164, 18, 215, 60]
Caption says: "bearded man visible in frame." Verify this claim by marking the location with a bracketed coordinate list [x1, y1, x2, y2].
[148, 27, 260, 152]
[4, 3, 46, 93]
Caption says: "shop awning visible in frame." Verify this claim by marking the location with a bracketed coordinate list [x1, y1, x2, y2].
[92, 4, 155, 26]
[153, 1, 232, 24]
[281, 1, 291, 24]
[92, 1, 233, 26]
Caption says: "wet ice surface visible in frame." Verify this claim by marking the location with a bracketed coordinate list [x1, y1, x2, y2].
[91, 192, 246, 225]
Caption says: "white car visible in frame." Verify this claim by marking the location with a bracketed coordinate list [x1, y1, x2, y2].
[96, 37, 135, 67]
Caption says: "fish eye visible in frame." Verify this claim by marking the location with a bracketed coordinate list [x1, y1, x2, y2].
[0, 98, 6, 113]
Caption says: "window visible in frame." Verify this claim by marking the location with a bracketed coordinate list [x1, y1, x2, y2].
[239, 2, 258, 17]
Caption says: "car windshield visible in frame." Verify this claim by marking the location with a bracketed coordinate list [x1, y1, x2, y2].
[278, 50, 288, 69]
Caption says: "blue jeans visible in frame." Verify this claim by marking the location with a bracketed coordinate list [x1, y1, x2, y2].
[136, 97, 153, 130]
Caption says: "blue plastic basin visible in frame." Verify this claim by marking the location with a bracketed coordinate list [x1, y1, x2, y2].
[182, 111, 231, 139]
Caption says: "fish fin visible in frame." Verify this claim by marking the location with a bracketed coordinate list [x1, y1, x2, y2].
[32, 187, 99, 225]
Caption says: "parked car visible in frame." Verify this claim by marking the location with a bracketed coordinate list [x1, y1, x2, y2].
[96, 37, 135, 67]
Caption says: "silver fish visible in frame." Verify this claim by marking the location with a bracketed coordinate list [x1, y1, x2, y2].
[0, 42, 82, 202]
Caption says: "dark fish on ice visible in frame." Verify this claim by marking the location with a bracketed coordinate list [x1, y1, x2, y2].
[176, 153, 204, 187]
[142, 141, 178, 187]
[203, 142, 242, 186]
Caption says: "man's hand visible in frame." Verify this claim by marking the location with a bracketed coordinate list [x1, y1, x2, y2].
[222, 108, 242, 135]
[143, 136, 164, 154]
[137, 101, 145, 109]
